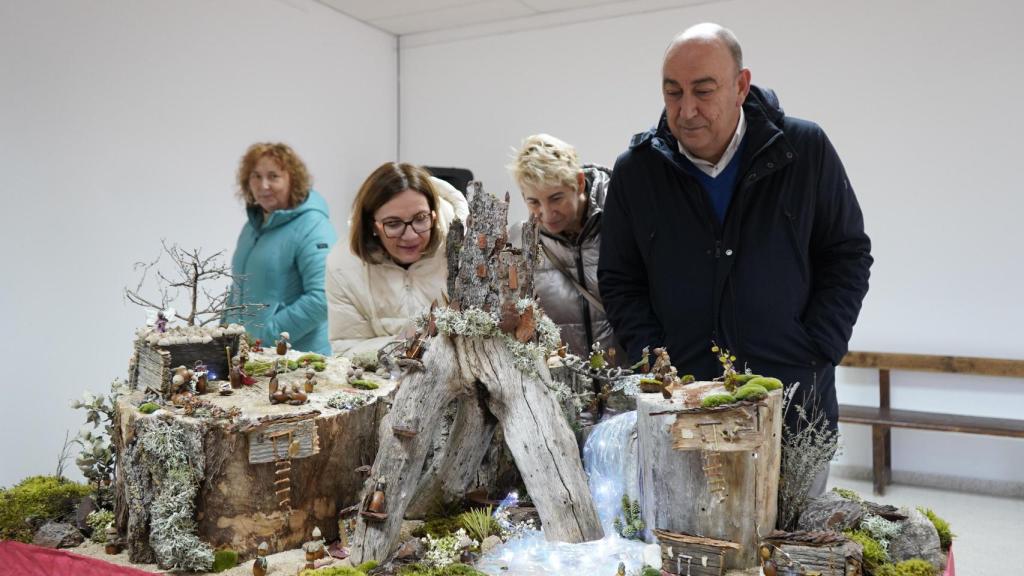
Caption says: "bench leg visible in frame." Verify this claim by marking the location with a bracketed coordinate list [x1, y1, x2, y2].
[872, 424, 890, 495]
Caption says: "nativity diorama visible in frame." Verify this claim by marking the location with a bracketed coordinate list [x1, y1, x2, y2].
[2, 184, 954, 576]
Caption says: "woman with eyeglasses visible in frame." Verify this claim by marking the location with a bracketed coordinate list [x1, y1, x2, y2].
[226, 142, 337, 355]
[327, 162, 469, 357]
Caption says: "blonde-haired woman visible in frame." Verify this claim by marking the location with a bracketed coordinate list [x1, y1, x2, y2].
[327, 163, 469, 357]
[509, 133, 622, 363]
[227, 142, 336, 355]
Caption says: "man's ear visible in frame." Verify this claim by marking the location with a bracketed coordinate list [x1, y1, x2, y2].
[577, 171, 586, 196]
[737, 68, 752, 104]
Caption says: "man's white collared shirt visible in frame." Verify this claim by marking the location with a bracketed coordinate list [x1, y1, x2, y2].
[676, 108, 747, 178]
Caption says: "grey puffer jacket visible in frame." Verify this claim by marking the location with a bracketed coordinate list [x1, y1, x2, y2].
[511, 165, 623, 362]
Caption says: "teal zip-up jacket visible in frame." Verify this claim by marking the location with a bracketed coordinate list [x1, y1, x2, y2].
[227, 190, 337, 355]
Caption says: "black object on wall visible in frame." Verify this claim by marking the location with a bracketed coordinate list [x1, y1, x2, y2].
[424, 166, 474, 196]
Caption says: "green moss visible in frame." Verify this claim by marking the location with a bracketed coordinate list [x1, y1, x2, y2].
[297, 353, 326, 365]
[747, 376, 783, 391]
[312, 361, 326, 372]
[355, 560, 379, 572]
[349, 379, 379, 390]
[917, 507, 953, 550]
[701, 393, 737, 408]
[138, 402, 160, 414]
[640, 567, 661, 576]
[875, 559, 937, 576]
[832, 487, 862, 502]
[734, 383, 769, 401]
[211, 549, 238, 572]
[413, 515, 464, 539]
[0, 475, 93, 542]
[397, 564, 488, 576]
[638, 378, 663, 393]
[845, 529, 888, 569]
[732, 373, 761, 385]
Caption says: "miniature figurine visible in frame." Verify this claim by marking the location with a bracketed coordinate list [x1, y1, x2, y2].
[288, 384, 308, 405]
[304, 368, 316, 393]
[252, 338, 263, 352]
[651, 347, 672, 380]
[346, 366, 364, 382]
[276, 331, 290, 355]
[237, 337, 251, 364]
[147, 307, 175, 333]
[229, 357, 243, 389]
[193, 360, 208, 395]
[302, 525, 327, 568]
[615, 561, 625, 576]
[630, 346, 651, 373]
[367, 478, 387, 513]
[253, 541, 268, 576]
[103, 523, 122, 554]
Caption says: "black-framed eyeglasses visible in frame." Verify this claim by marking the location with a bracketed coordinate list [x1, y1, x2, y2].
[375, 211, 434, 238]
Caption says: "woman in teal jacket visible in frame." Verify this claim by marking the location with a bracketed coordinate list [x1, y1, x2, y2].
[226, 142, 337, 355]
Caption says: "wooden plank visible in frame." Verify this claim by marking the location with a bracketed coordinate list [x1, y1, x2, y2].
[671, 404, 765, 452]
[839, 404, 1024, 438]
[841, 351, 1024, 378]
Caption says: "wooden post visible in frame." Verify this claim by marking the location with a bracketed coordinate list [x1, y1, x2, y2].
[873, 368, 892, 495]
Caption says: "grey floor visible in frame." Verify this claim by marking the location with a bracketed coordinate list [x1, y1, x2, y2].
[827, 474, 1024, 575]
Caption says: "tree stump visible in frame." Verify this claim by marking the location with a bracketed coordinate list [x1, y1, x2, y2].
[113, 357, 392, 562]
[636, 382, 782, 569]
[350, 183, 602, 564]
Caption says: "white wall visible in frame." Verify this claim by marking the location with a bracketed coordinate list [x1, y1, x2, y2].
[0, 0, 397, 487]
[400, 0, 1024, 488]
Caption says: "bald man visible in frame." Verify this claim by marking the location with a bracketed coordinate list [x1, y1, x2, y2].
[598, 24, 872, 477]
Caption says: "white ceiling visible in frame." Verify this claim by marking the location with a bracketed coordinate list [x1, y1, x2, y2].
[316, 0, 717, 37]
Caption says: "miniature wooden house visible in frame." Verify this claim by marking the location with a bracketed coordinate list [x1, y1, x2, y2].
[128, 325, 245, 397]
[242, 413, 321, 464]
[655, 529, 740, 576]
[763, 532, 863, 576]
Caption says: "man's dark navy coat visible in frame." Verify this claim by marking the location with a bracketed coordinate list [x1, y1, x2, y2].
[598, 86, 872, 427]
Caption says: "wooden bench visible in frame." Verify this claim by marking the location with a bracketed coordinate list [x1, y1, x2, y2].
[838, 351, 1024, 495]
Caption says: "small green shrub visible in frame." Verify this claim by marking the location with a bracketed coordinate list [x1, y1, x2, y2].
[747, 376, 783, 391]
[701, 393, 737, 408]
[735, 383, 769, 401]
[349, 379, 379, 390]
[211, 549, 238, 572]
[845, 529, 888, 569]
[875, 558, 937, 576]
[458, 506, 498, 542]
[0, 475, 92, 542]
[640, 567, 661, 576]
[613, 494, 645, 540]
[832, 487, 862, 502]
[138, 402, 160, 414]
[244, 360, 274, 376]
[86, 509, 114, 542]
[918, 507, 954, 550]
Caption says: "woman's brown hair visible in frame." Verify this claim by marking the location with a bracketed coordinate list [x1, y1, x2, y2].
[349, 163, 441, 264]
[236, 142, 311, 209]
